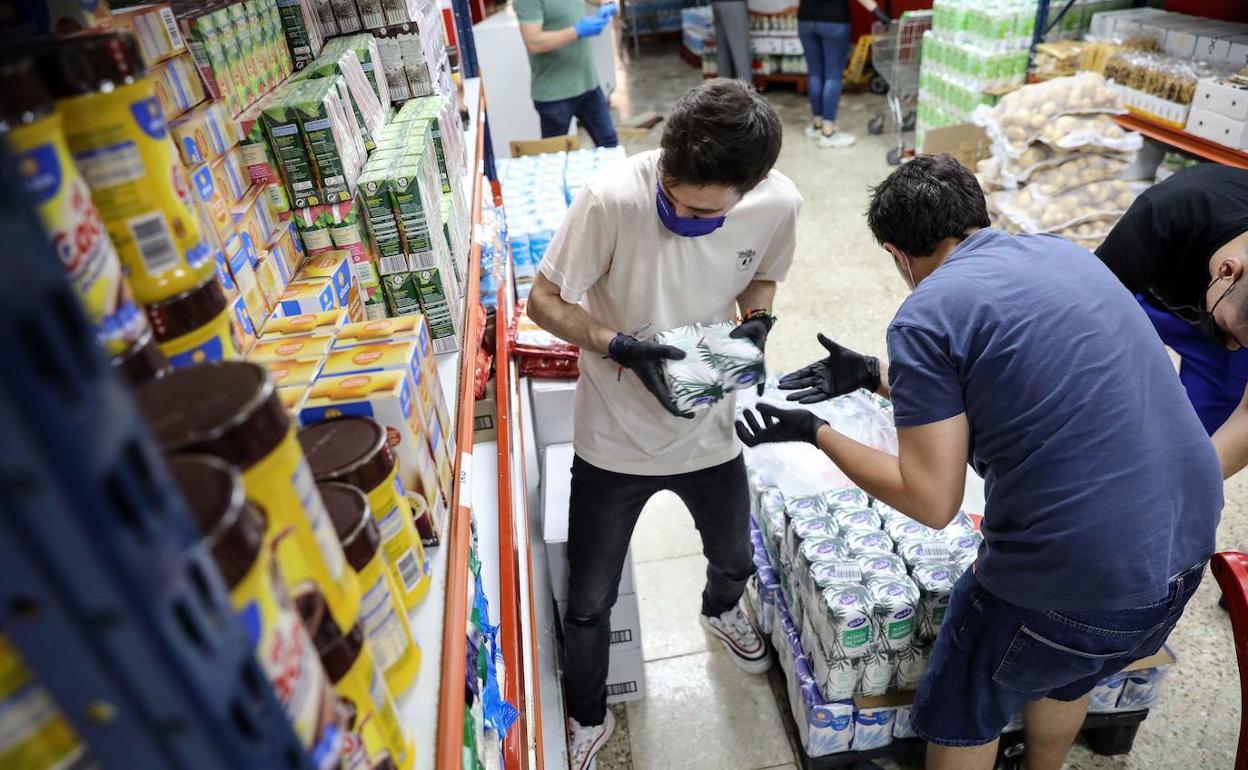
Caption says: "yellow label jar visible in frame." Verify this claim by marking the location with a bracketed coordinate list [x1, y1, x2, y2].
[147, 276, 242, 369]
[318, 482, 421, 700]
[137, 361, 361, 633]
[42, 34, 213, 305]
[0, 56, 146, 358]
[0, 634, 87, 770]
[300, 591, 415, 770]
[168, 455, 343, 766]
[299, 417, 431, 609]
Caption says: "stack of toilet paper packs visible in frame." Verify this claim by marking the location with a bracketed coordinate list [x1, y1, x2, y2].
[740, 386, 1174, 758]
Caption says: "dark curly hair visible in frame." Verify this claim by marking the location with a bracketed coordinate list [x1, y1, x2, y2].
[658, 78, 783, 195]
[867, 154, 991, 257]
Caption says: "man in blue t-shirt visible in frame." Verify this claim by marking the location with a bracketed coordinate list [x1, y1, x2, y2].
[736, 155, 1222, 770]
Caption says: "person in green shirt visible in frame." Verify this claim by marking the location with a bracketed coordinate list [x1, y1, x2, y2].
[515, 0, 620, 146]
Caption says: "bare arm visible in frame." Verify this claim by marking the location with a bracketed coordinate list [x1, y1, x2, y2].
[527, 271, 617, 355]
[814, 413, 969, 528]
[1213, 386, 1248, 478]
[519, 21, 578, 54]
[736, 279, 777, 317]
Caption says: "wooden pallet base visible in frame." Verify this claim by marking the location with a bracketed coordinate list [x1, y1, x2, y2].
[753, 72, 808, 94]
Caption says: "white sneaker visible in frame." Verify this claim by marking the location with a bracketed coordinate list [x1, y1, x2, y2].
[700, 604, 771, 674]
[568, 708, 615, 770]
[818, 131, 858, 149]
[804, 124, 823, 139]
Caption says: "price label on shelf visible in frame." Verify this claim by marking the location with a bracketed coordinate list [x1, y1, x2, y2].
[459, 451, 473, 511]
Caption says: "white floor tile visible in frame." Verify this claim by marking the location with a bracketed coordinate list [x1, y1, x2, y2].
[630, 491, 704, 564]
[626, 651, 796, 770]
[635, 553, 716, 661]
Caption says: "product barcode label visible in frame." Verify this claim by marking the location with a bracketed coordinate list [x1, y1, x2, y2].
[160, 7, 184, 49]
[606, 681, 638, 697]
[378, 253, 408, 275]
[128, 213, 180, 275]
[396, 551, 423, 592]
[609, 629, 634, 645]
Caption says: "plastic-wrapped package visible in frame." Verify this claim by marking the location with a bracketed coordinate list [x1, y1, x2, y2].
[856, 553, 907, 583]
[1117, 667, 1168, 710]
[856, 645, 893, 697]
[912, 561, 959, 641]
[824, 487, 871, 511]
[992, 180, 1145, 234]
[893, 705, 918, 739]
[1034, 114, 1142, 154]
[890, 644, 927, 691]
[897, 538, 954, 568]
[1087, 672, 1129, 713]
[1022, 153, 1131, 196]
[852, 708, 895, 751]
[866, 577, 919, 651]
[972, 74, 1126, 154]
[831, 506, 883, 532]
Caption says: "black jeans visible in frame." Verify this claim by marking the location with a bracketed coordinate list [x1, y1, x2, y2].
[562, 453, 755, 725]
[532, 87, 619, 147]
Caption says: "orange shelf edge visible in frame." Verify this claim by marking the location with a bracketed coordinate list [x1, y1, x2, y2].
[436, 81, 489, 770]
[1114, 113, 1248, 169]
[514, 366, 546, 770]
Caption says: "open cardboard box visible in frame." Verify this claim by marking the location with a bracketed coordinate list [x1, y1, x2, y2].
[510, 135, 580, 157]
[922, 124, 992, 171]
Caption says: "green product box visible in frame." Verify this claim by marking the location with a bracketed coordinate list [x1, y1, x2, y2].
[228, 4, 262, 107]
[356, 0, 384, 29]
[331, 0, 363, 33]
[276, 0, 318, 70]
[412, 267, 460, 353]
[358, 164, 407, 274]
[294, 78, 353, 205]
[382, 272, 421, 316]
[262, 81, 317, 208]
[389, 161, 433, 256]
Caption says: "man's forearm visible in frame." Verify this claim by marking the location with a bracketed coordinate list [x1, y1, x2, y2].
[736, 279, 777, 317]
[522, 25, 578, 54]
[813, 426, 956, 529]
[1213, 387, 1248, 478]
[876, 361, 891, 399]
[528, 292, 617, 355]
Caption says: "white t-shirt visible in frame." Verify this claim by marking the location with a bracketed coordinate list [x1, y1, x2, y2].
[538, 150, 802, 475]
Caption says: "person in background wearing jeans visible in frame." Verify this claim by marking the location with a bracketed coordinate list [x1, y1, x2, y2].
[798, 0, 889, 148]
[527, 80, 801, 770]
[516, 0, 619, 146]
[737, 155, 1220, 770]
[712, 0, 751, 81]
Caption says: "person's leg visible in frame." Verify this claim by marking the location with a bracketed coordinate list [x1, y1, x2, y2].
[572, 87, 619, 148]
[712, 3, 733, 78]
[821, 23, 852, 125]
[925, 741, 999, 770]
[797, 21, 825, 130]
[726, 3, 753, 83]
[1022, 695, 1090, 770]
[669, 454, 755, 616]
[533, 96, 578, 139]
[562, 456, 659, 726]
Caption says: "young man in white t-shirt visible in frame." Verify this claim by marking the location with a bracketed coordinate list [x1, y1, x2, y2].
[527, 79, 802, 770]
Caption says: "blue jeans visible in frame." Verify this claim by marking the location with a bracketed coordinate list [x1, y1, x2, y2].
[910, 563, 1203, 746]
[1139, 296, 1248, 434]
[533, 87, 619, 147]
[798, 21, 851, 123]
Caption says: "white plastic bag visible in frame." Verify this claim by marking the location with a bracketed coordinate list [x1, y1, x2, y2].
[992, 179, 1144, 234]
[973, 73, 1126, 156]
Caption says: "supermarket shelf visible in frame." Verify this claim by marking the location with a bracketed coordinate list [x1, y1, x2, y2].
[1114, 113, 1248, 169]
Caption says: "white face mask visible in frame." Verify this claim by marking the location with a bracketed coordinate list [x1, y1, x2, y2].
[895, 252, 917, 290]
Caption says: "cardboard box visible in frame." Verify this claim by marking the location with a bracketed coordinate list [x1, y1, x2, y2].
[249, 333, 334, 363]
[153, 53, 207, 120]
[510, 135, 579, 157]
[189, 161, 233, 243]
[297, 251, 354, 308]
[274, 276, 338, 316]
[226, 233, 270, 332]
[301, 370, 444, 518]
[278, 383, 310, 413]
[412, 266, 460, 354]
[255, 250, 289, 309]
[334, 315, 424, 347]
[261, 308, 347, 338]
[530, 378, 577, 449]
[170, 100, 237, 167]
[230, 293, 260, 353]
[556, 592, 642, 651]
[542, 443, 636, 603]
[263, 357, 324, 387]
[1191, 77, 1248, 123]
[111, 4, 187, 67]
[266, 221, 303, 283]
[920, 124, 991, 169]
[1186, 107, 1248, 150]
[605, 644, 645, 705]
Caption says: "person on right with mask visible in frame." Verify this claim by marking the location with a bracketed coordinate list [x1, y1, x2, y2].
[737, 154, 1221, 770]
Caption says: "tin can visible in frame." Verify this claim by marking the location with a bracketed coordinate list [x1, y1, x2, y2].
[41, 34, 213, 306]
[110, 322, 173, 385]
[299, 590, 416, 770]
[147, 276, 243, 368]
[299, 417, 431, 610]
[0, 56, 147, 358]
[168, 454, 343, 768]
[137, 361, 361, 633]
[318, 482, 421, 699]
[0, 634, 88, 770]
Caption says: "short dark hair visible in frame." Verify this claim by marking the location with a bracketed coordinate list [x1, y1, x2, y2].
[867, 154, 991, 257]
[659, 79, 783, 194]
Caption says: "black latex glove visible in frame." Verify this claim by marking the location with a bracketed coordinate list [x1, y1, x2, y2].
[736, 403, 828, 447]
[729, 313, 775, 395]
[608, 333, 694, 419]
[872, 5, 890, 24]
[778, 333, 881, 404]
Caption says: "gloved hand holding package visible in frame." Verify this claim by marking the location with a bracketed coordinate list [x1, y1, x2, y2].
[653, 321, 767, 413]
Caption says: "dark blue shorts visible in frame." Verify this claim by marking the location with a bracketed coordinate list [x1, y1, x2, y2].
[910, 563, 1204, 746]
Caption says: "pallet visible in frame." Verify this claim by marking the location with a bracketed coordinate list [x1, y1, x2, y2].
[794, 709, 1151, 769]
[678, 44, 703, 69]
[754, 72, 808, 94]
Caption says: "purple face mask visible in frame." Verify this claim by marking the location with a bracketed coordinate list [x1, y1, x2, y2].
[656, 183, 726, 237]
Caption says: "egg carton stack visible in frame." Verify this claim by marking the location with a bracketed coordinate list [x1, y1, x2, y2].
[754, 481, 981, 704]
[971, 73, 1147, 252]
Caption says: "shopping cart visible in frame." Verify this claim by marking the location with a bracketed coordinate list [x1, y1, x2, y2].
[867, 10, 932, 165]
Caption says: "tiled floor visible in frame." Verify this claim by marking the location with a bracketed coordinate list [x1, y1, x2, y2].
[578, 37, 1242, 770]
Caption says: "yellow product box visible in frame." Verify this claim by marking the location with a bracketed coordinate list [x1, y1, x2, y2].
[255, 250, 288, 309]
[267, 220, 303, 283]
[296, 250, 362, 322]
[230, 293, 260, 353]
[274, 277, 337, 317]
[334, 316, 424, 348]
[300, 371, 445, 518]
[232, 186, 279, 253]
[264, 357, 324, 388]
[262, 309, 347, 339]
[249, 333, 334, 364]
[277, 384, 310, 414]
[226, 233, 269, 333]
[213, 147, 249, 207]
[189, 160, 234, 244]
[111, 4, 187, 67]
[169, 99, 238, 167]
[153, 53, 207, 120]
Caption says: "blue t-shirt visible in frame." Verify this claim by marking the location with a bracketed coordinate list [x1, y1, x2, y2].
[887, 229, 1222, 612]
